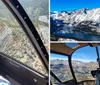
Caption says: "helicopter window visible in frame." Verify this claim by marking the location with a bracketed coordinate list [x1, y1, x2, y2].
[50, 53, 73, 83]
[65, 43, 80, 49]
[0, 1, 47, 76]
[72, 46, 99, 82]
[18, 0, 49, 52]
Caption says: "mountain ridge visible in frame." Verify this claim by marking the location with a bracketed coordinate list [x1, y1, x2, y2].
[51, 59, 98, 82]
[51, 8, 100, 35]
[51, 8, 100, 22]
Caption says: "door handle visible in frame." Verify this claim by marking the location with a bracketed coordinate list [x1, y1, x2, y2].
[10, 61, 20, 68]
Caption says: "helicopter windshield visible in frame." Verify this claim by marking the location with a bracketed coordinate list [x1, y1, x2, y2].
[0, 0, 47, 76]
[50, 53, 73, 83]
[72, 46, 99, 82]
[65, 43, 80, 49]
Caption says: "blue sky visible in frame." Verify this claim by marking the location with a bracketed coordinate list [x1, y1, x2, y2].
[51, 0, 100, 12]
[51, 46, 100, 62]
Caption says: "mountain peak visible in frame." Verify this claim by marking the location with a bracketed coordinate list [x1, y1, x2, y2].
[51, 8, 100, 22]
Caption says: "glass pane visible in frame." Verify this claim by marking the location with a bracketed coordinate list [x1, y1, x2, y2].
[72, 46, 99, 82]
[0, 1, 47, 75]
[65, 43, 79, 49]
[18, 0, 49, 51]
[50, 53, 73, 83]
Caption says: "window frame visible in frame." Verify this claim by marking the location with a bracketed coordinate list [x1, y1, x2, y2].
[71, 45, 99, 82]
[50, 52, 74, 83]
[1, 0, 48, 76]
[50, 44, 89, 84]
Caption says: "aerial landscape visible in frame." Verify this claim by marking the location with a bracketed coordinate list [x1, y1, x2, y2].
[51, 59, 98, 83]
[51, 8, 100, 35]
[0, 0, 49, 75]
[50, 0, 100, 41]
[19, 0, 49, 51]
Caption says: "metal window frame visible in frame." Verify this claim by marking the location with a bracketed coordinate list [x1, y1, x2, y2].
[50, 44, 89, 84]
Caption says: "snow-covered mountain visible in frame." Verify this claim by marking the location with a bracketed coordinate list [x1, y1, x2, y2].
[51, 8, 100, 23]
[51, 8, 100, 35]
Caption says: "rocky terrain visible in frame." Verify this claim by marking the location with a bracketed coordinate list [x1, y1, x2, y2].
[19, 0, 49, 52]
[0, 0, 48, 75]
[51, 8, 100, 35]
[0, 21, 47, 75]
[51, 59, 98, 82]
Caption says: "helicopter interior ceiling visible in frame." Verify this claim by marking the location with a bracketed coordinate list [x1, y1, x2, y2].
[51, 43, 99, 56]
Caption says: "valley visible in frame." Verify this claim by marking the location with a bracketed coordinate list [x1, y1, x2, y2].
[51, 59, 98, 82]
[51, 8, 100, 41]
